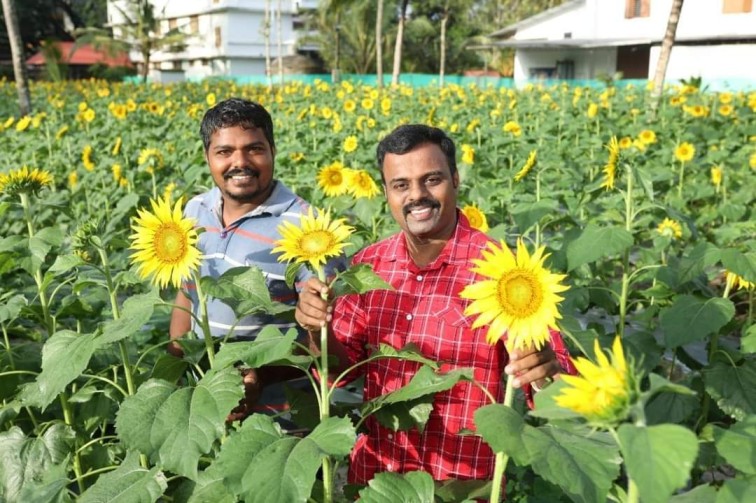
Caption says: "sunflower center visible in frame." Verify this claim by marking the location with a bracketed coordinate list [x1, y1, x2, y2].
[153, 223, 187, 264]
[299, 230, 333, 256]
[329, 172, 343, 185]
[497, 269, 543, 317]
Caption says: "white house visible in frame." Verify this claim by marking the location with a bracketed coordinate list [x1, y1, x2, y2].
[488, 0, 756, 87]
[106, 0, 318, 81]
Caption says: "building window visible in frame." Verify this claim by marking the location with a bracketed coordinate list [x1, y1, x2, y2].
[190, 15, 199, 34]
[723, 0, 752, 13]
[625, 0, 650, 18]
[214, 27, 222, 48]
[172, 60, 182, 70]
[169, 18, 178, 31]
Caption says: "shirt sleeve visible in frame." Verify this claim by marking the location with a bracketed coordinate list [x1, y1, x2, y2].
[330, 292, 369, 383]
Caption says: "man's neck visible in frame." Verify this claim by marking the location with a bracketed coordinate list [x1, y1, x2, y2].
[221, 199, 259, 227]
[405, 238, 448, 268]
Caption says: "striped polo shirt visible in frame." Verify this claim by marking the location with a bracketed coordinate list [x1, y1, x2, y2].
[183, 181, 317, 341]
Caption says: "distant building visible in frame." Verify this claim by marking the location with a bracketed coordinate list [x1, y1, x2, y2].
[106, 0, 318, 81]
[26, 41, 132, 79]
[487, 0, 756, 86]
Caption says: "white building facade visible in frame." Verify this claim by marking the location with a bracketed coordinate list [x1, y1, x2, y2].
[107, 0, 318, 81]
[489, 0, 756, 87]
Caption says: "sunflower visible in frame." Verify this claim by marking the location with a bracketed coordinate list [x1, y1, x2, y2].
[749, 152, 756, 169]
[461, 204, 489, 233]
[461, 144, 475, 165]
[638, 129, 657, 144]
[15, 116, 31, 132]
[361, 98, 374, 110]
[112, 136, 122, 156]
[514, 150, 537, 182]
[206, 93, 217, 107]
[317, 162, 351, 197]
[129, 196, 201, 289]
[710, 165, 723, 188]
[618, 137, 633, 149]
[674, 142, 695, 163]
[726, 271, 755, 291]
[503, 121, 522, 136]
[348, 169, 380, 199]
[0, 166, 54, 196]
[460, 238, 569, 349]
[83, 108, 96, 123]
[82, 145, 95, 172]
[587, 103, 598, 118]
[272, 207, 353, 271]
[112, 164, 122, 183]
[55, 125, 69, 140]
[657, 218, 683, 239]
[600, 136, 620, 190]
[68, 171, 78, 189]
[555, 336, 635, 426]
[343, 99, 356, 113]
[343, 135, 358, 154]
[138, 148, 165, 169]
[718, 104, 733, 117]
[380, 97, 392, 114]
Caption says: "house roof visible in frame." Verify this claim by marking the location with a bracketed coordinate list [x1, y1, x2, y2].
[476, 32, 756, 50]
[26, 41, 132, 67]
[489, 0, 586, 39]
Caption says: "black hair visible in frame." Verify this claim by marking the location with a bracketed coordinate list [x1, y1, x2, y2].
[199, 98, 275, 151]
[376, 124, 457, 183]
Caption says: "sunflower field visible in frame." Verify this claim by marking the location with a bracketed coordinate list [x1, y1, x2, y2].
[0, 77, 755, 502]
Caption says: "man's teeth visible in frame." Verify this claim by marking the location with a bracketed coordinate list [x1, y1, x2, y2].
[231, 175, 251, 180]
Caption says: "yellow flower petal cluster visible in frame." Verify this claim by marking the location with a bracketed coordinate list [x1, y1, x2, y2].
[600, 136, 620, 190]
[82, 145, 95, 172]
[674, 142, 695, 163]
[138, 148, 165, 170]
[317, 161, 352, 197]
[0, 166, 54, 196]
[129, 196, 201, 289]
[460, 238, 568, 349]
[638, 129, 656, 145]
[657, 218, 683, 239]
[710, 165, 723, 189]
[461, 144, 475, 165]
[555, 336, 634, 425]
[503, 120, 522, 136]
[273, 207, 353, 271]
[726, 271, 755, 291]
[348, 169, 380, 199]
[461, 205, 489, 233]
[514, 150, 537, 182]
[343, 135, 358, 153]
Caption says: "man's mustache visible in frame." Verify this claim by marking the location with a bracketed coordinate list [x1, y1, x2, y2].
[403, 198, 440, 216]
[224, 168, 259, 179]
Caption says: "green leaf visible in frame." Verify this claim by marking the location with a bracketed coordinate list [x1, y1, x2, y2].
[29, 235, 52, 264]
[202, 266, 279, 314]
[357, 471, 435, 503]
[331, 263, 394, 298]
[368, 366, 473, 405]
[0, 294, 26, 323]
[668, 484, 717, 502]
[372, 396, 434, 433]
[634, 166, 655, 202]
[530, 380, 583, 421]
[35, 226, 65, 247]
[16, 461, 71, 503]
[742, 325, 756, 354]
[712, 416, 756, 474]
[18, 330, 100, 409]
[367, 343, 440, 369]
[46, 254, 85, 275]
[183, 474, 236, 503]
[678, 242, 720, 283]
[475, 404, 530, 465]
[116, 379, 176, 456]
[715, 477, 756, 503]
[98, 290, 160, 345]
[0, 425, 75, 503]
[704, 357, 756, 421]
[284, 261, 302, 289]
[618, 424, 699, 503]
[566, 225, 633, 271]
[214, 326, 298, 369]
[511, 199, 559, 233]
[660, 296, 735, 348]
[721, 249, 756, 283]
[78, 450, 167, 503]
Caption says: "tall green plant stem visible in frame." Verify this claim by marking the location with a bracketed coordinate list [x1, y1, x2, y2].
[618, 166, 634, 338]
[534, 168, 541, 249]
[193, 271, 215, 368]
[677, 160, 685, 199]
[609, 427, 639, 503]
[60, 393, 85, 493]
[96, 248, 136, 397]
[699, 279, 734, 428]
[19, 192, 54, 337]
[488, 370, 516, 503]
[316, 266, 334, 503]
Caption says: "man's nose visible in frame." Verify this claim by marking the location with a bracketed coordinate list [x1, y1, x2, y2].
[230, 149, 249, 168]
[408, 181, 428, 201]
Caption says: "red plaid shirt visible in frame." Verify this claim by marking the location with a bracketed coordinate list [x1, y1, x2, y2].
[331, 214, 576, 484]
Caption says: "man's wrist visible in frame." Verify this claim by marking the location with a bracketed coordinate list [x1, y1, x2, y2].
[531, 376, 555, 392]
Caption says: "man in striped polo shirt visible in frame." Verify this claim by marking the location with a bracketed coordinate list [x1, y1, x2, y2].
[169, 98, 339, 422]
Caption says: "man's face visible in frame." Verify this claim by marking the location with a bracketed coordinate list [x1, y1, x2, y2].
[382, 142, 459, 242]
[205, 125, 275, 206]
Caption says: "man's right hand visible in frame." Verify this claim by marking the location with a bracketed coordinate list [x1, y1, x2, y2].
[295, 277, 332, 334]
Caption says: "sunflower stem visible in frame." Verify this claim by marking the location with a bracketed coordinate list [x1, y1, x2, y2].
[316, 266, 334, 503]
[60, 392, 85, 494]
[19, 192, 54, 338]
[618, 165, 634, 338]
[193, 272, 215, 368]
[677, 160, 685, 199]
[489, 374, 516, 503]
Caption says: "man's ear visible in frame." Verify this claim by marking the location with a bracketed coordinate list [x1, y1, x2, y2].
[453, 172, 460, 189]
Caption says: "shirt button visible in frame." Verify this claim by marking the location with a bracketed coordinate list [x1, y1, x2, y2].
[220, 231, 227, 238]
[386, 463, 393, 471]
[416, 274, 423, 281]
[406, 314, 413, 321]
[387, 433, 394, 440]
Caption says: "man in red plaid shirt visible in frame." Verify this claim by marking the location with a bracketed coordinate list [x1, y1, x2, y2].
[296, 124, 575, 485]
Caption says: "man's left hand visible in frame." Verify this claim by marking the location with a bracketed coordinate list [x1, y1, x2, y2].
[504, 343, 562, 389]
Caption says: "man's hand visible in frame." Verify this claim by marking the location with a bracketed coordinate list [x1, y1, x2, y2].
[295, 277, 332, 335]
[504, 343, 562, 390]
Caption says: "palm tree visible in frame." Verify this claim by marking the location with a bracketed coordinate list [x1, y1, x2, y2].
[76, 0, 186, 83]
[375, 0, 384, 88]
[1, 0, 32, 115]
[391, 0, 409, 86]
[651, 0, 685, 107]
[439, 0, 450, 87]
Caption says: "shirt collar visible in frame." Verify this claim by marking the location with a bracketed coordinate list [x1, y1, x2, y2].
[388, 209, 472, 269]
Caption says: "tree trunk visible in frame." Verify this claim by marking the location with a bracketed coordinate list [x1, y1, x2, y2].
[277, 0, 284, 87]
[391, 0, 409, 86]
[2, 0, 32, 115]
[439, 2, 449, 88]
[264, 0, 272, 90]
[375, 0, 384, 88]
[651, 0, 684, 106]
[333, 12, 341, 83]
